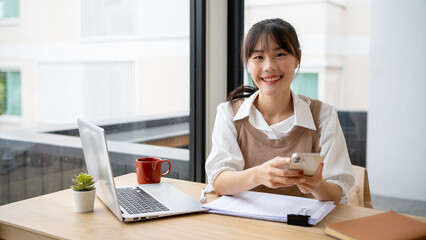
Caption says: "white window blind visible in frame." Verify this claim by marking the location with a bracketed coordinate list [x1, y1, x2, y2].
[80, 0, 137, 38]
[37, 61, 137, 124]
[80, 0, 189, 39]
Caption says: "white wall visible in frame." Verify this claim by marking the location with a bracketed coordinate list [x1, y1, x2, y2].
[368, 0, 426, 201]
[205, 0, 228, 157]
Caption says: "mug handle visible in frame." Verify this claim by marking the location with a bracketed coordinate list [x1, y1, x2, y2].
[161, 159, 171, 177]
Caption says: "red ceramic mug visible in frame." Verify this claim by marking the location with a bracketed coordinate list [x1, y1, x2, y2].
[136, 157, 171, 184]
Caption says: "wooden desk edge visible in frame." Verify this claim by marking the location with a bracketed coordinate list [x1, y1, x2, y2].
[0, 222, 61, 240]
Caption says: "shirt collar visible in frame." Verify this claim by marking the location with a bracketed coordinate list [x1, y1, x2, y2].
[233, 91, 259, 121]
[291, 91, 317, 131]
[233, 90, 317, 131]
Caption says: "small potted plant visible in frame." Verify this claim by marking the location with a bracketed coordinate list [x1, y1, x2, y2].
[71, 172, 96, 213]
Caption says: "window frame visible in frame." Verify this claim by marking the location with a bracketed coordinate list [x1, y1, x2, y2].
[227, 0, 245, 94]
[189, 0, 206, 182]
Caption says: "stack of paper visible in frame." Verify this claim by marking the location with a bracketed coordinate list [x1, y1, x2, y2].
[203, 191, 335, 225]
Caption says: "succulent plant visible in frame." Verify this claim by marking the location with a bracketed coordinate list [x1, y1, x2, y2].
[71, 172, 96, 191]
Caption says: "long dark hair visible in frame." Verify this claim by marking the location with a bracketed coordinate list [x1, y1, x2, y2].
[227, 18, 301, 101]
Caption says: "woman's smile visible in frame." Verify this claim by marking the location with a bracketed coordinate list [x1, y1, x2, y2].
[261, 75, 282, 83]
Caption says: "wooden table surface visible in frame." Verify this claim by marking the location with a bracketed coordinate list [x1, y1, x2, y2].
[1, 173, 425, 240]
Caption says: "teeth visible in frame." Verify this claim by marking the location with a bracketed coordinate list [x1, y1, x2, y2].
[263, 76, 280, 82]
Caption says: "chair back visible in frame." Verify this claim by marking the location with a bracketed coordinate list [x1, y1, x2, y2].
[348, 165, 373, 208]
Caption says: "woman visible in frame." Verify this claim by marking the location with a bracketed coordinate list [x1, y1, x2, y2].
[205, 18, 354, 204]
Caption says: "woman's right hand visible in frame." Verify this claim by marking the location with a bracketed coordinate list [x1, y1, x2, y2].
[254, 156, 304, 188]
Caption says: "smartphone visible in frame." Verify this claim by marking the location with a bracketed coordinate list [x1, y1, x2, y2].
[289, 153, 324, 176]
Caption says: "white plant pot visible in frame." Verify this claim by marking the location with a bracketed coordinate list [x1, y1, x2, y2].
[73, 189, 96, 213]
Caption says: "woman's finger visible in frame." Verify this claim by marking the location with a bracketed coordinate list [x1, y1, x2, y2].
[282, 169, 304, 177]
[270, 156, 290, 168]
[313, 162, 324, 178]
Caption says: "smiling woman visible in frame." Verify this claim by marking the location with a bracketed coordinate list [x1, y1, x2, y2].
[205, 18, 355, 205]
[247, 36, 299, 125]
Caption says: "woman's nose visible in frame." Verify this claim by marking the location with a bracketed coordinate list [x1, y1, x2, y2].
[264, 58, 277, 71]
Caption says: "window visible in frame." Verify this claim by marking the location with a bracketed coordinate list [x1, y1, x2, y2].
[0, 0, 19, 18]
[0, 0, 206, 206]
[291, 73, 318, 99]
[0, 71, 21, 116]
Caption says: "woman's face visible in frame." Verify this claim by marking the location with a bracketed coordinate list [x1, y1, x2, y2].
[247, 36, 299, 98]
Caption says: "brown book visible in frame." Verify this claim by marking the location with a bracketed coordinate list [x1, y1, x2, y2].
[325, 211, 426, 240]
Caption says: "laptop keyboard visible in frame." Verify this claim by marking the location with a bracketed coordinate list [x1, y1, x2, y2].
[117, 187, 169, 214]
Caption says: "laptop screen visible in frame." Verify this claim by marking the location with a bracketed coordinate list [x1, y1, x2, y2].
[77, 118, 122, 220]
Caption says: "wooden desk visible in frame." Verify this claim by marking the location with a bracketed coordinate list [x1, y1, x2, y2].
[1, 173, 425, 240]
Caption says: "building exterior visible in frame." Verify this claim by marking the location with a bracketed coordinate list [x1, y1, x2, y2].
[0, 0, 190, 130]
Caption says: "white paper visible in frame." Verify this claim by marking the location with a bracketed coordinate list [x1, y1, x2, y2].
[203, 191, 335, 225]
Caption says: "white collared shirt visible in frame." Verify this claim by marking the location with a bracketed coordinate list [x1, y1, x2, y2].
[205, 91, 355, 204]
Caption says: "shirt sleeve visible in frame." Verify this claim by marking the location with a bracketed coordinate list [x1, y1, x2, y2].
[205, 102, 245, 191]
[318, 106, 355, 204]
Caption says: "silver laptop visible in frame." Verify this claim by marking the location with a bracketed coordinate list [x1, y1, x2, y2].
[77, 118, 207, 222]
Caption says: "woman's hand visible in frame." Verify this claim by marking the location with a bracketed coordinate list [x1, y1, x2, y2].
[254, 157, 304, 188]
[213, 156, 303, 196]
[215, 158, 342, 203]
[296, 162, 324, 194]
[295, 162, 343, 204]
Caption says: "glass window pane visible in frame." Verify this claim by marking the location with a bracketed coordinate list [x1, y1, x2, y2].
[0, 0, 191, 205]
[291, 73, 318, 99]
[0, 72, 4, 114]
[4, 71, 21, 115]
[0, 0, 19, 18]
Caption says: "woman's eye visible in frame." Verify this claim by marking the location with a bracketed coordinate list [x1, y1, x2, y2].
[253, 55, 263, 59]
[277, 52, 287, 57]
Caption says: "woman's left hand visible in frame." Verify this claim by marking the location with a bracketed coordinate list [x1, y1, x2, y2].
[296, 162, 324, 194]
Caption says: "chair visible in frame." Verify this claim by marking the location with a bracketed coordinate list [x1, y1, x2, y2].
[348, 165, 373, 208]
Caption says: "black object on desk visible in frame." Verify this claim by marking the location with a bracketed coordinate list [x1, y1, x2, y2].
[287, 208, 312, 227]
